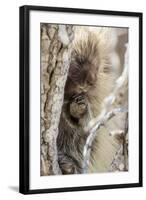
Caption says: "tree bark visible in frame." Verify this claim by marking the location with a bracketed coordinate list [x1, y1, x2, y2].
[40, 24, 74, 175]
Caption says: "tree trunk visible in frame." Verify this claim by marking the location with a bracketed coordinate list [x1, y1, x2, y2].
[40, 24, 74, 175]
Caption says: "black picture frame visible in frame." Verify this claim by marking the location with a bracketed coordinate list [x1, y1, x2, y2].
[19, 5, 143, 194]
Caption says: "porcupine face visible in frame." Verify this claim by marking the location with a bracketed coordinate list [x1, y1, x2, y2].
[64, 50, 98, 121]
[65, 51, 98, 99]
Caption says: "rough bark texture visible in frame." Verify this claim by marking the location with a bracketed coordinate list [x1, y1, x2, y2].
[40, 24, 74, 175]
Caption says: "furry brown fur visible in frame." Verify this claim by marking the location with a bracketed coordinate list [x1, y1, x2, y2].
[57, 27, 119, 174]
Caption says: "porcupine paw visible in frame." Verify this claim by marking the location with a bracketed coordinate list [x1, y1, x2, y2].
[58, 153, 78, 174]
[69, 94, 87, 119]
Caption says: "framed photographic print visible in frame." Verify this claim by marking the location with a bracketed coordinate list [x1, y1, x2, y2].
[19, 5, 143, 194]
